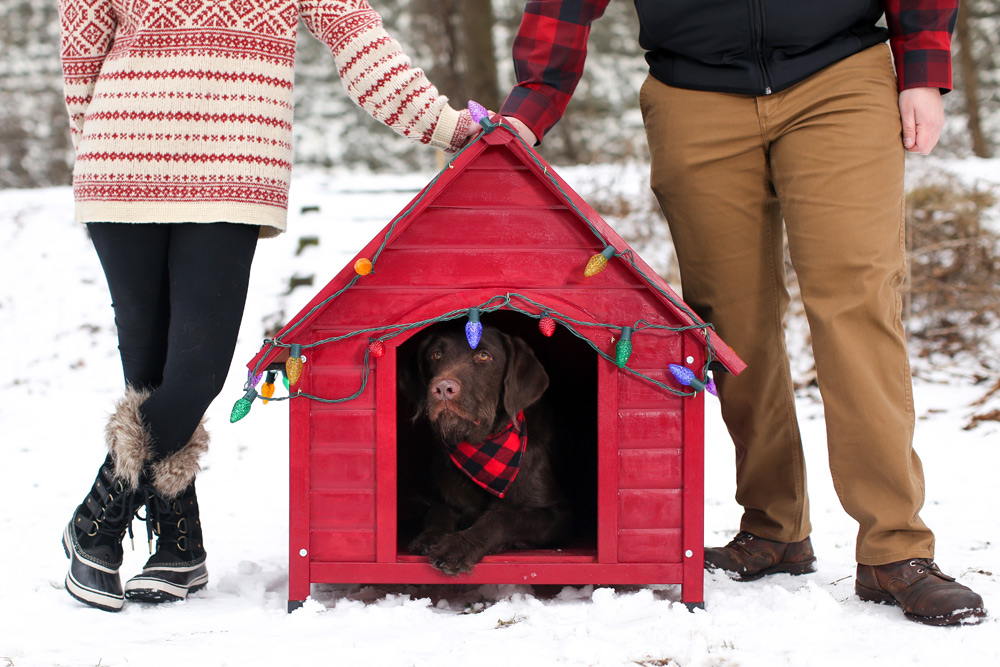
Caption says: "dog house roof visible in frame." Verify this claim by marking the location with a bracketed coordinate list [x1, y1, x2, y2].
[246, 121, 745, 380]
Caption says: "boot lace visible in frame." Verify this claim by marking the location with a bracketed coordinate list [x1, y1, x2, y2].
[728, 531, 756, 547]
[139, 488, 191, 554]
[81, 466, 141, 547]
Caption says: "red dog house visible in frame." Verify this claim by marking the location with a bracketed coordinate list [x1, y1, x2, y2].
[241, 121, 744, 612]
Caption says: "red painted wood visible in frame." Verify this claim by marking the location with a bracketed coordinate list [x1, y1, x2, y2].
[309, 561, 685, 586]
[681, 340, 706, 605]
[303, 287, 688, 334]
[310, 449, 375, 488]
[305, 368, 375, 409]
[393, 207, 598, 248]
[310, 530, 376, 562]
[618, 449, 683, 489]
[619, 489, 683, 530]
[310, 490, 375, 528]
[309, 410, 376, 449]
[375, 343, 398, 563]
[617, 408, 683, 448]
[361, 248, 646, 290]
[618, 369, 687, 407]
[248, 129, 744, 376]
[618, 529, 683, 563]
[596, 358, 619, 565]
[288, 375, 312, 603]
[431, 168, 562, 209]
[396, 549, 596, 563]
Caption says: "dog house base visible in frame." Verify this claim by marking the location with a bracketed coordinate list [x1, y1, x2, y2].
[283, 338, 711, 612]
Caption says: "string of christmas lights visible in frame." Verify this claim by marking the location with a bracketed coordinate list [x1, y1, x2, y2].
[233, 105, 720, 422]
[234, 291, 716, 421]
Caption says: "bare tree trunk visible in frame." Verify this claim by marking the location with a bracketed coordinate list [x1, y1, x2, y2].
[410, 0, 499, 112]
[460, 0, 499, 111]
[955, 2, 993, 157]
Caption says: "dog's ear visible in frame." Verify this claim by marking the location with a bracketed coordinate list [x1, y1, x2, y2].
[501, 333, 549, 421]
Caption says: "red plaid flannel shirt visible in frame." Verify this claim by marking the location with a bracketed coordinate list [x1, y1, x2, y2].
[500, 0, 958, 141]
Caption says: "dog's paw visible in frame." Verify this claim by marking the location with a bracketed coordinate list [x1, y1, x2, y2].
[408, 531, 443, 556]
[426, 533, 484, 576]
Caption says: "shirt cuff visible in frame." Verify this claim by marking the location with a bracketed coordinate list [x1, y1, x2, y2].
[894, 48, 953, 93]
[499, 86, 564, 145]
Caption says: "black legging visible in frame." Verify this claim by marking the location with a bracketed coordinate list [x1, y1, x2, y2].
[88, 222, 259, 460]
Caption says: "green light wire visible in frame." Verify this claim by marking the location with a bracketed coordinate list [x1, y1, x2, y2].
[245, 122, 719, 404]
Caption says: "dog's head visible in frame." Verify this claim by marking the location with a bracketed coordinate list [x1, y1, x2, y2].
[407, 324, 549, 446]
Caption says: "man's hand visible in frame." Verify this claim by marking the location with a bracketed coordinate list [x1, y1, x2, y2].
[898, 87, 944, 155]
[503, 116, 538, 146]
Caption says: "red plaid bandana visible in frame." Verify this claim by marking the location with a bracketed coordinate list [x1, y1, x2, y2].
[448, 412, 526, 498]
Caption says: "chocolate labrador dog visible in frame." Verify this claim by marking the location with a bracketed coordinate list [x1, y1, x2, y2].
[404, 323, 570, 575]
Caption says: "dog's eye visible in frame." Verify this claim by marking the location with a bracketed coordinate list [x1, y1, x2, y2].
[430, 350, 443, 361]
[476, 351, 492, 361]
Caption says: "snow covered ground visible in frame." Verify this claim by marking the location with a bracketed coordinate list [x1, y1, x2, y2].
[1, 161, 998, 667]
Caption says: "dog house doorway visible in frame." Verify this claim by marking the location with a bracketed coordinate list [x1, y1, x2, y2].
[394, 309, 599, 562]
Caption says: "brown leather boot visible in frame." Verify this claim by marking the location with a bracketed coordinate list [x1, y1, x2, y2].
[705, 531, 817, 581]
[856, 559, 987, 626]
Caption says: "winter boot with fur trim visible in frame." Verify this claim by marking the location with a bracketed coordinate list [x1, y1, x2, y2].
[101, 387, 211, 500]
[126, 481, 208, 602]
[62, 454, 142, 612]
[63, 387, 210, 610]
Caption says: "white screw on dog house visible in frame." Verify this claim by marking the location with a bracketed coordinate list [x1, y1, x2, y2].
[686, 356, 694, 364]
[299, 549, 308, 557]
[685, 550, 694, 558]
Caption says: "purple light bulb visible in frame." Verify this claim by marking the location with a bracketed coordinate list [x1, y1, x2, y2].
[468, 100, 489, 124]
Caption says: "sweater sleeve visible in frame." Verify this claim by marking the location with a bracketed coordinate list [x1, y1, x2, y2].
[300, 0, 472, 153]
[57, 0, 117, 151]
[883, 0, 958, 92]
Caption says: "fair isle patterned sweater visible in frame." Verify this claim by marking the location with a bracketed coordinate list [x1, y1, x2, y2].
[57, 0, 472, 236]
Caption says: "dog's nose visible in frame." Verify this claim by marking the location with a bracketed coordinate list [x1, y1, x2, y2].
[431, 378, 460, 401]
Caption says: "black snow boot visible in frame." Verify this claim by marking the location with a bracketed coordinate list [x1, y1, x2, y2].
[126, 481, 208, 603]
[63, 387, 210, 610]
[62, 454, 142, 612]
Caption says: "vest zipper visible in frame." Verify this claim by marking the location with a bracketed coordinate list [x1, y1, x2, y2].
[749, 0, 773, 94]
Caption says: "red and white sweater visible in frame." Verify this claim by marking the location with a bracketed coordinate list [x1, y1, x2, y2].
[57, 0, 472, 236]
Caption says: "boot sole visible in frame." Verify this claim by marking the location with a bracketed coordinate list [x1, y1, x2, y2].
[125, 566, 209, 603]
[856, 582, 988, 626]
[62, 527, 124, 612]
[125, 581, 208, 603]
[707, 558, 817, 582]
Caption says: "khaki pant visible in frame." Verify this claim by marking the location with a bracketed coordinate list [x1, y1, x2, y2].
[640, 44, 934, 564]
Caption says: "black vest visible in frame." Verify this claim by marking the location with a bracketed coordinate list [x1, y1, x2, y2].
[634, 0, 889, 95]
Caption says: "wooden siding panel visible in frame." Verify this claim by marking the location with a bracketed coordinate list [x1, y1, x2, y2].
[617, 529, 683, 563]
[310, 449, 375, 489]
[310, 529, 376, 562]
[303, 338, 369, 367]
[363, 248, 646, 290]
[304, 287, 691, 332]
[618, 408, 683, 448]
[393, 207, 598, 248]
[460, 146, 526, 170]
[618, 449, 682, 489]
[619, 489, 682, 529]
[306, 367, 375, 410]
[310, 490, 375, 529]
[434, 168, 558, 208]
[618, 368, 688, 408]
[309, 410, 375, 449]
